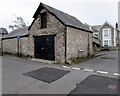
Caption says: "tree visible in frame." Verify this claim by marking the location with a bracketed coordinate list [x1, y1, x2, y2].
[8, 15, 28, 30]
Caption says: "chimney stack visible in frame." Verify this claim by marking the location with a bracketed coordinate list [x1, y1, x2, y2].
[116, 23, 118, 29]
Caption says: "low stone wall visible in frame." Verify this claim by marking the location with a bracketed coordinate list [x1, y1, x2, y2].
[3, 37, 29, 56]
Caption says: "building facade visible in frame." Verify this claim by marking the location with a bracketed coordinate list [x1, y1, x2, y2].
[118, 1, 120, 31]
[92, 22, 117, 47]
[27, 3, 94, 63]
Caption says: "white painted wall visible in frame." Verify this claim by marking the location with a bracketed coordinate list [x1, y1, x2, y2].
[102, 28, 112, 46]
[114, 29, 117, 46]
[118, 1, 120, 31]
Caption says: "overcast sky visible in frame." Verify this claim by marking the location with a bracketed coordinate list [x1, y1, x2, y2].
[0, 0, 119, 32]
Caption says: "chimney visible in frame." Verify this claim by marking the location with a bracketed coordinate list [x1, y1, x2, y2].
[116, 23, 118, 29]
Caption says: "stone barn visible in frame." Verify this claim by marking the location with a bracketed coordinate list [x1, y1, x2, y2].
[27, 3, 94, 63]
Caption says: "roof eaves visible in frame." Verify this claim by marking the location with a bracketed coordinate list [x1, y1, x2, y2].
[2, 34, 29, 40]
[67, 25, 93, 33]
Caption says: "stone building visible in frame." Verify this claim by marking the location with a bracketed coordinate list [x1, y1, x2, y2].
[2, 26, 29, 56]
[0, 28, 8, 54]
[27, 3, 94, 63]
[0, 28, 8, 40]
[3, 3, 94, 63]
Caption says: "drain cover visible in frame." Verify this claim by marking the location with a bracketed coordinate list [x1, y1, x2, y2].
[69, 75, 118, 94]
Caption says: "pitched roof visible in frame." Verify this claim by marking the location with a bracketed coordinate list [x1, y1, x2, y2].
[3, 26, 29, 39]
[0, 28, 8, 34]
[32, 3, 91, 32]
[99, 21, 114, 30]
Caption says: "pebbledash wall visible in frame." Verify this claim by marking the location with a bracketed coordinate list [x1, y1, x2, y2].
[28, 9, 94, 63]
[3, 37, 29, 56]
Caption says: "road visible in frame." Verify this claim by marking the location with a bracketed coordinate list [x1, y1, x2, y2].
[2, 51, 119, 94]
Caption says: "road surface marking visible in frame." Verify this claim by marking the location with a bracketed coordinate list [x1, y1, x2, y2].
[72, 67, 81, 70]
[62, 66, 70, 69]
[114, 73, 120, 76]
[83, 69, 94, 72]
[97, 71, 108, 74]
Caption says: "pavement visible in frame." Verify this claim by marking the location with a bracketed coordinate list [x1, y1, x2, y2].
[2, 51, 119, 94]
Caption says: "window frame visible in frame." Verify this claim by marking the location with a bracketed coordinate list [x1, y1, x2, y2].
[93, 32, 99, 37]
[40, 12, 47, 29]
[103, 29, 111, 37]
[104, 40, 109, 46]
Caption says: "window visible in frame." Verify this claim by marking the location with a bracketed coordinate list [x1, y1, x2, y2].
[104, 40, 108, 46]
[103, 29, 109, 37]
[41, 13, 47, 29]
[93, 32, 99, 37]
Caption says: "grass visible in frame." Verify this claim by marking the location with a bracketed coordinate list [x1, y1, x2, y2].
[67, 55, 96, 64]
[96, 46, 117, 51]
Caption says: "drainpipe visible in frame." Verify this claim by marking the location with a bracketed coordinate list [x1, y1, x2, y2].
[64, 27, 67, 63]
[88, 33, 90, 57]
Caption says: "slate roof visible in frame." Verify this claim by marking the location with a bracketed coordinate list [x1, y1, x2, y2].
[92, 22, 114, 30]
[0, 28, 8, 34]
[32, 3, 91, 32]
[3, 26, 29, 39]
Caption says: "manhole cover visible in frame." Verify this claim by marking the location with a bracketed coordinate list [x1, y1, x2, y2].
[23, 67, 70, 83]
[108, 84, 117, 89]
[100, 57, 116, 59]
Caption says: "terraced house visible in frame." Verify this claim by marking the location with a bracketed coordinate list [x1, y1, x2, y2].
[3, 3, 94, 63]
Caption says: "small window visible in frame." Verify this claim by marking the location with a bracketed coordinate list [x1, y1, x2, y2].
[104, 40, 108, 46]
[93, 32, 99, 37]
[41, 13, 47, 29]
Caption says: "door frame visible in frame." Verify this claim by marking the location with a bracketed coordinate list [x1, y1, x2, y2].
[33, 34, 56, 60]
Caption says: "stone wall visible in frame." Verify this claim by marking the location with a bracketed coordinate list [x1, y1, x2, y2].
[28, 9, 66, 62]
[66, 27, 94, 60]
[3, 37, 29, 56]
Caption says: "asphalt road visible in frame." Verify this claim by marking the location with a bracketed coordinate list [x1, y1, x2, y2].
[2, 51, 119, 94]
[71, 51, 118, 76]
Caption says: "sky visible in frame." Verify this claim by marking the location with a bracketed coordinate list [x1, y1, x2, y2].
[0, 0, 119, 32]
